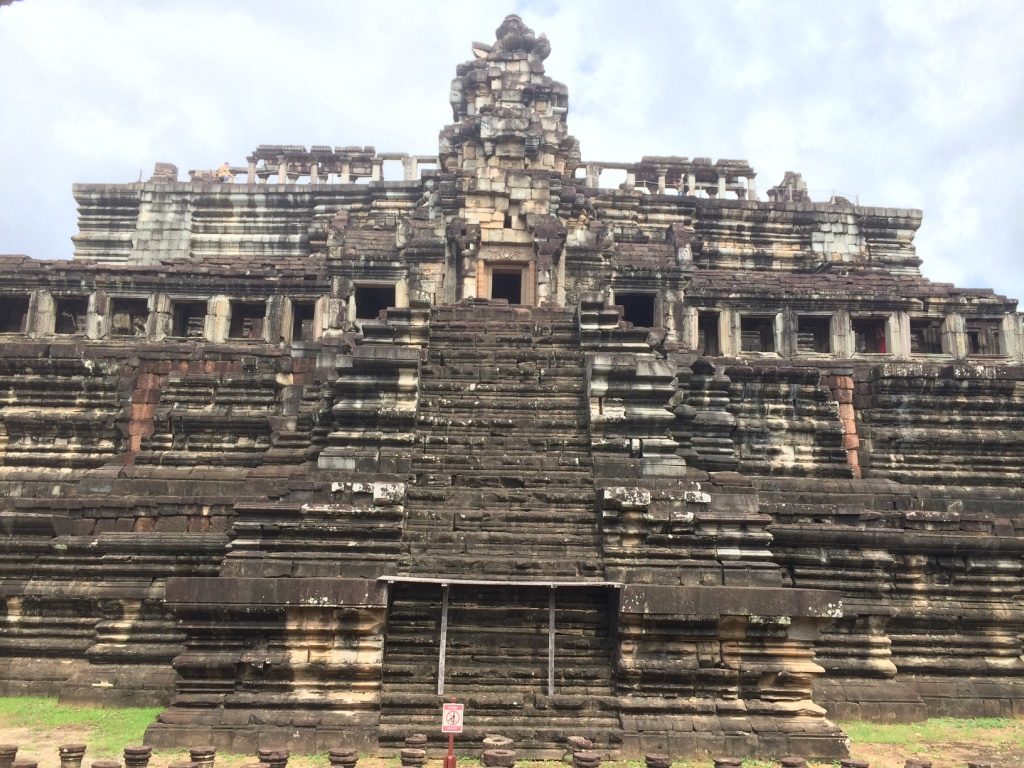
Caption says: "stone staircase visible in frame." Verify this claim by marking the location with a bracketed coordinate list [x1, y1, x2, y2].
[399, 300, 602, 580]
[380, 301, 616, 755]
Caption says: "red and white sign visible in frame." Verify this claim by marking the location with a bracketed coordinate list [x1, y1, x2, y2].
[441, 702, 464, 733]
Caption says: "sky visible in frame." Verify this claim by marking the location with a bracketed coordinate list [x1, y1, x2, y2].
[0, 0, 1022, 305]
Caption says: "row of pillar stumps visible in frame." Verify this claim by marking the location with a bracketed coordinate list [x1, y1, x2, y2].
[0, 743, 997, 768]
[0, 746, 361, 768]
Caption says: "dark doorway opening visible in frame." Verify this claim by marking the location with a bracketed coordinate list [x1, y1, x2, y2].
[491, 270, 522, 304]
[55, 297, 89, 335]
[355, 285, 396, 320]
[617, 292, 656, 327]
[172, 301, 207, 338]
[697, 312, 720, 355]
[0, 296, 29, 333]
[229, 301, 266, 340]
[966, 319, 1003, 355]
[291, 301, 316, 342]
[110, 298, 149, 337]
[740, 315, 776, 353]
[797, 315, 831, 354]
[852, 317, 887, 354]
[910, 318, 944, 354]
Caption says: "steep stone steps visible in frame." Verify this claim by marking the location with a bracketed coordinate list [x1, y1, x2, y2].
[380, 582, 618, 755]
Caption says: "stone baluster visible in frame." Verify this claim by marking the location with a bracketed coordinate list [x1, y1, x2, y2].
[482, 736, 515, 768]
[564, 735, 592, 763]
[167, 763, 197, 768]
[91, 761, 122, 768]
[59, 745, 86, 768]
[572, 751, 601, 768]
[189, 747, 215, 768]
[712, 759, 741, 768]
[483, 736, 512, 749]
[400, 734, 427, 768]
[839, 760, 870, 768]
[256, 749, 288, 768]
[12, 762, 36, 768]
[327, 748, 357, 768]
[122, 746, 152, 768]
[644, 753, 670, 768]
[779, 758, 808, 768]
[0, 747, 16, 768]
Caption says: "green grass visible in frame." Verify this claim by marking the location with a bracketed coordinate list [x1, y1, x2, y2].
[0, 697, 161, 756]
[841, 716, 1024, 748]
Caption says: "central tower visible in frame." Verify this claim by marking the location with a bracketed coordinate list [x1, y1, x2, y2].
[439, 14, 580, 306]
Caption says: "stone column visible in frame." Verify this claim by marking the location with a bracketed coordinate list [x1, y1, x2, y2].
[122, 747, 151, 768]
[278, 162, 288, 184]
[206, 296, 230, 343]
[656, 170, 667, 194]
[586, 163, 599, 189]
[717, 174, 728, 198]
[247, 160, 256, 185]
[310, 162, 319, 184]
[340, 162, 351, 184]
[86, 290, 107, 340]
[28, 289, 54, 337]
[686, 172, 696, 196]
[371, 159, 382, 182]
[831, 310, 853, 358]
[944, 313, 967, 359]
[402, 156, 418, 181]
[58, 747, 86, 768]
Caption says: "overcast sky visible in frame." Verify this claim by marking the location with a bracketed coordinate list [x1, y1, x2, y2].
[1, 0, 1022, 305]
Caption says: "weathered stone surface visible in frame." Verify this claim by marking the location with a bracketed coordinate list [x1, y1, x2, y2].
[0, 10, 1020, 765]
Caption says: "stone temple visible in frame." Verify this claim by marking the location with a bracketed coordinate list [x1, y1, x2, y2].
[0, 14, 1022, 761]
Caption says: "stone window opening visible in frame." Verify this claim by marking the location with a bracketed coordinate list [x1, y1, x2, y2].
[228, 301, 266, 340]
[110, 298, 149, 337]
[796, 315, 831, 354]
[354, 284, 396, 320]
[910, 318, 944, 355]
[616, 292, 656, 328]
[291, 301, 316, 343]
[852, 317, 888, 354]
[54, 296, 88, 335]
[0, 296, 29, 333]
[698, 311, 720, 355]
[381, 159, 404, 181]
[740, 315, 776, 353]
[966, 319, 1003, 356]
[171, 301, 207, 338]
[597, 168, 627, 190]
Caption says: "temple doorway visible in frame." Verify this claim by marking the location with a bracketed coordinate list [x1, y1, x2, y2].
[491, 267, 524, 304]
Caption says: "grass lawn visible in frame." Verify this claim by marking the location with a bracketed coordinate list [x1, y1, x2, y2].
[0, 698, 1022, 768]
